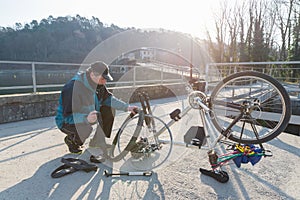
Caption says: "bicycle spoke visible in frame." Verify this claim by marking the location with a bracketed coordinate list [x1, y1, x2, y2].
[214, 100, 242, 110]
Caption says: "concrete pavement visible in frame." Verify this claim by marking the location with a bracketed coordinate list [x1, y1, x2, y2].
[0, 97, 299, 199]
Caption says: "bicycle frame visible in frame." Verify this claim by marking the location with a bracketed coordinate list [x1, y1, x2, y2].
[138, 91, 271, 182]
[154, 94, 230, 151]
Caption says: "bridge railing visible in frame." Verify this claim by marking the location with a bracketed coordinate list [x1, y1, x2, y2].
[0, 61, 191, 95]
[205, 61, 300, 96]
[205, 61, 300, 83]
[1, 60, 300, 96]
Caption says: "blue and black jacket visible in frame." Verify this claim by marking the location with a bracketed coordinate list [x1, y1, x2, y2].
[55, 71, 129, 129]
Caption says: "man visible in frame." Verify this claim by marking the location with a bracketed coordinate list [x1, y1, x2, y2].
[55, 61, 137, 156]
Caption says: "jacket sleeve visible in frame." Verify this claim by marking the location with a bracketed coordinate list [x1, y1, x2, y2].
[102, 95, 129, 111]
[97, 85, 129, 111]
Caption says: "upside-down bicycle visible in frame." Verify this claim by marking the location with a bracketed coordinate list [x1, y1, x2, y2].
[101, 71, 291, 182]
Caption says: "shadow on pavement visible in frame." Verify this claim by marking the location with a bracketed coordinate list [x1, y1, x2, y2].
[0, 155, 165, 199]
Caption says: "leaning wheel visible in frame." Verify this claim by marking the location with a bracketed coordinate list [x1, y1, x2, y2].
[113, 114, 173, 171]
[210, 71, 291, 144]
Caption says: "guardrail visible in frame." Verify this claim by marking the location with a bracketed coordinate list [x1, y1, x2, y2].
[0, 61, 87, 94]
[0, 61, 194, 95]
[205, 61, 300, 83]
[1, 60, 300, 95]
[205, 61, 300, 97]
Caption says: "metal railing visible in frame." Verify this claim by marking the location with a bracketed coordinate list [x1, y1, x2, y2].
[0, 61, 190, 95]
[205, 61, 300, 83]
[0, 61, 88, 94]
[1, 60, 300, 95]
[205, 61, 300, 95]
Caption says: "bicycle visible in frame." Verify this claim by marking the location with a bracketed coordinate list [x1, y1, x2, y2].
[101, 71, 291, 182]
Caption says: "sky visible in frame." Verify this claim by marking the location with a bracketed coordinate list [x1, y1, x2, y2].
[0, 0, 223, 39]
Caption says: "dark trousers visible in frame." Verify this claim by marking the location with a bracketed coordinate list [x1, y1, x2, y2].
[60, 106, 115, 147]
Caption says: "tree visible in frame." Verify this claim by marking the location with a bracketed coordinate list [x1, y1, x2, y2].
[0, 15, 127, 62]
[274, 0, 295, 60]
[251, 1, 269, 62]
[205, 0, 297, 64]
[288, 7, 300, 80]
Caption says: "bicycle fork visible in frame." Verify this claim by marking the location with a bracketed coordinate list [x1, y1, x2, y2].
[195, 97, 231, 183]
[195, 97, 227, 150]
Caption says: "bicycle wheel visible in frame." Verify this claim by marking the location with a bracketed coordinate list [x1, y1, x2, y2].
[210, 71, 291, 144]
[113, 114, 173, 171]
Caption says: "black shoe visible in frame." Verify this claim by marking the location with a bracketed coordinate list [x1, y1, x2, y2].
[64, 136, 82, 154]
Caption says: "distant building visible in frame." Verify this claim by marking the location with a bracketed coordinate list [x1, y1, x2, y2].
[111, 52, 137, 73]
[140, 48, 156, 61]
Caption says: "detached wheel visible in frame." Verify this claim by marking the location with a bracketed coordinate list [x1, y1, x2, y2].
[210, 71, 291, 144]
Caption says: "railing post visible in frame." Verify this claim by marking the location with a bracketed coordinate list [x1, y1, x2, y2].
[31, 62, 37, 94]
[205, 63, 209, 83]
[161, 66, 163, 84]
[133, 65, 136, 87]
[298, 83, 300, 99]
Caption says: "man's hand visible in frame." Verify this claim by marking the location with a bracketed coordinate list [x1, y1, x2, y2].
[128, 106, 139, 114]
[87, 110, 99, 124]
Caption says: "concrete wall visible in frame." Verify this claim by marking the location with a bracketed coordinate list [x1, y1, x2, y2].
[0, 83, 187, 124]
[0, 92, 60, 123]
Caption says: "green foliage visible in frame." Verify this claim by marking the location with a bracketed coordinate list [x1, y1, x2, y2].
[288, 13, 300, 81]
[251, 19, 269, 62]
[0, 15, 126, 63]
[289, 14, 300, 61]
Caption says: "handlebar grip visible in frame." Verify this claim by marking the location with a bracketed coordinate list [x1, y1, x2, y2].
[129, 108, 139, 118]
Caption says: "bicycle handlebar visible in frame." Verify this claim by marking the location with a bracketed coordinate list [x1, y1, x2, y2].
[129, 107, 140, 118]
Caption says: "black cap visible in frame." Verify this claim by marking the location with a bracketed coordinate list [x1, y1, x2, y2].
[90, 61, 113, 81]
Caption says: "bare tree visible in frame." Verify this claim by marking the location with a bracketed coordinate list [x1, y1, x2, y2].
[206, 0, 229, 63]
[274, 0, 295, 60]
[225, 2, 239, 62]
[206, 0, 289, 63]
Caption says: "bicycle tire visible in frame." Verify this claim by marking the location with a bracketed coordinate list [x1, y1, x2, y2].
[210, 71, 291, 144]
[112, 114, 173, 171]
[109, 111, 145, 162]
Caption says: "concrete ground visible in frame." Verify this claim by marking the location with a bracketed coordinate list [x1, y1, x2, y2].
[0, 97, 299, 200]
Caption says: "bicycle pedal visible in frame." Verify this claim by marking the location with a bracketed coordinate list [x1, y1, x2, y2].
[170, 109, 181, 121]
[184, 126, 206, 147]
